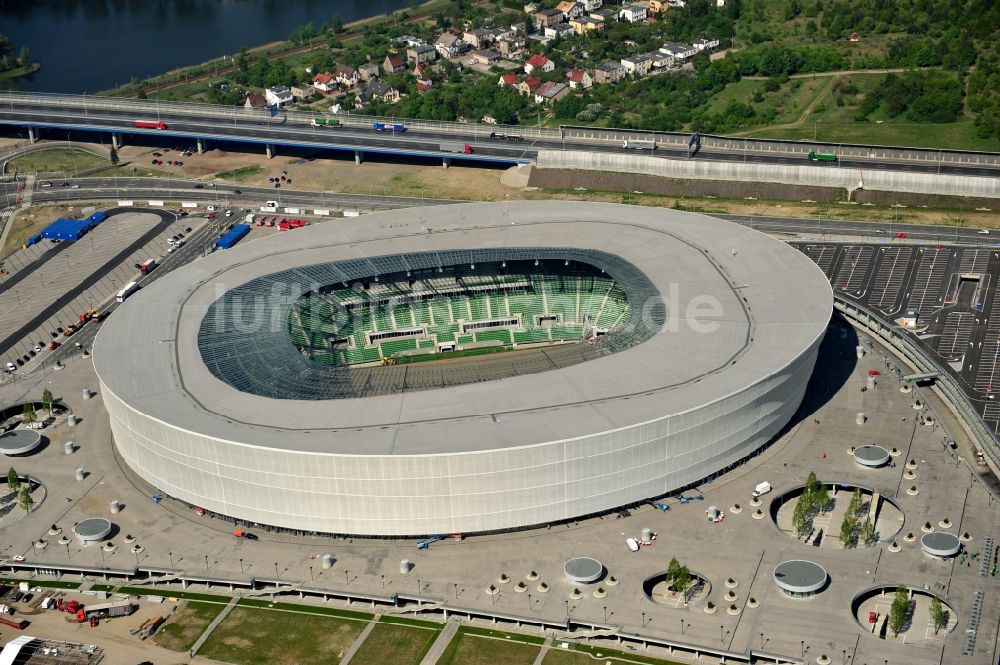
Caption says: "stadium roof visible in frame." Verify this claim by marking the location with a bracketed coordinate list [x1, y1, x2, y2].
[93, 201, 832, 456]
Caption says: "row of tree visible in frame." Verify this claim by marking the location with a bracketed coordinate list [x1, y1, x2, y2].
[6, 466, 34, 516]
[0, 33, 31, 74]
[791, 471, 829, 537]
[838, 487, 875, 548]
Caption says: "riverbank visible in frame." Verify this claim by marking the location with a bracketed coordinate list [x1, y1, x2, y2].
[96, 0, 458, 99]
[0, 62, 40, 83]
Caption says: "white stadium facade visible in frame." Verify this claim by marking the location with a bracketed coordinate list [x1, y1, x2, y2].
[93, 201, 832, 537]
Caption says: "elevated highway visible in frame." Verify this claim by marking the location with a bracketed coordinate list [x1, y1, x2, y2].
[2, 92, 1000, 176]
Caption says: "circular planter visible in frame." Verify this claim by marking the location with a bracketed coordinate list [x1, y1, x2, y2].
[906, 459, 918, 470]
[961, 532, 973, 542]
[57, 536, 71, 545]
[485, 585, 499, 596]
[48, 525, 62, 536]
[606, 576, 619, 587]
[123, 534, 136, 544]
[890, 447, 901, 456]
[515, 582, 526, 593]
[921, 523, 934, 533]
[727, 604, 741, 616]
[750, 497, 762, 508]
[903, 471, 916, 481]
[817, 655, 831, 665]
[102, 541, 117, 553]
[888, 541, 901, 553]
[725, 578, 739, 589]
[131, 544, 144, 554]
[753, 509, 765, 520]
[939, 519, 952, 529]
[34, 539, 47, 550]
[847, 446, 856, 455]
[570, 589, 583, 600]
[746, 597, 759, 608]
[537, 583, 549, 593]
[498, 574, 511, 584]
[903, 532, 916, 542]
[900, 384, 912, 394]
[724, 590, 738, 602]
[526, 571, 539, 581]
[593, 587, 607, 598]
[704, 604, 717, 614]
[906, 486, 919, 496]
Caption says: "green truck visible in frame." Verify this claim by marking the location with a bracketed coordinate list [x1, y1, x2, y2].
[807, 151, 837, 162]
[310, 117, 341, 127]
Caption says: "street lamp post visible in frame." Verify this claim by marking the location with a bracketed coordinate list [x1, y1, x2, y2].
[417, 578, 421, 595]
[603, 605, 607, 622]
[168, 551, 173, 566]
[381, 574, 385, 590]
[204, 555, 209, 570]
[528, 594, 532, 611]
[274, 562, 279, 579]
[239, 558, 243, 574]
[720, 625, 724, 642]
[454, 583, 458, 599]
[309, 566, 313, 581]
[345, 570, 349, 586]
[642, 611, 646, 628]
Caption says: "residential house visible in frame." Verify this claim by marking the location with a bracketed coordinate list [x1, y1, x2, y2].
[555, 0, 584, 19]
[435, 32, 466, 58]
[463, 29, 491, 49]
[621, 53, 654, 76]
[489, 27, 516, 41]
[668, 0, 687, 6]
[358, 62, 381, 81]
[533, 8, 564, 29]
[534, 81, 569, 104]
[523, 2, 540, 13]
[517, 76, 542, 96]
[383, 53, 406, 74]
[646, 51, 672, 69]
[416, 79, 433, 92]
[312, 72, 337, 93]
[660, 42, 698, 59]
[590, 8, 617, 21]
[693, 36, 720, 51]
[545, 23, 576, 39]
[244, 93, 267, 109]
[525, 53, 555, 74]
[290, 83, 315, 99]
[264, 85, 293, 107]
[565, 68, 593, 89]
[413, 62, 430, 79]
[357, 79, 401, 107]
[577, 0, 603, 10]
[648, 0, 667, 14]
[593, 61, 626, 84]
[394, 34, 426, 48]
[619, 2, 648, 22]
[497, 35, 528, 57]
[407, 44, 438, 65]
[471, 49, 501, 65]
[498, 71, 520, 87]
[334, 65, 360, 88]
[569, 15, 605, 34]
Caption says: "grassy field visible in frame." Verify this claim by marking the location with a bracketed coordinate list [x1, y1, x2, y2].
[199, 606, 365, 665]
[215, 165, 264, 181]
[117, 586, 231, 603]
[10, 149, 108, 175]
[1, 205, 75, 258]
[542, 643, 690, 665]
[154, 600, 224, 652]
[437, 632, 540, 665]
[236, 597, 372, 620]
[348, 621, 440, 665]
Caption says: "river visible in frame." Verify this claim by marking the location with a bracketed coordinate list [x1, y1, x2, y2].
[0, 0, 413, 94]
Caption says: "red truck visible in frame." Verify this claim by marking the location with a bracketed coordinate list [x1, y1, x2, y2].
[134, 120, 167, 130]
[138, 259, 156, 275]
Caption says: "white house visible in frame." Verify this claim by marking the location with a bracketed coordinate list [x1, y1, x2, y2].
[265, 85, 293, 107]
[619, 2, 648, 22]
[577, 0, 603, 10]
[525, 53, 555, 74]
[545, 23, 576, 39]
[693, 37, 721, 51]
[660, 42, 698, 59]
[565, 69, 593, 89]
[620, 53, 654, 76]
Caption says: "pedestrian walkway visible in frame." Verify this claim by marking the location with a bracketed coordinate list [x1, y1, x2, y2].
[340, 615, 381, 665]
[189, 595, 239, 657]
[418, 621, 459, 665]
[532, 636, 553, 665]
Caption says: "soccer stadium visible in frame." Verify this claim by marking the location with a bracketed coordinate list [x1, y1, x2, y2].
[93, 201, 832, 537]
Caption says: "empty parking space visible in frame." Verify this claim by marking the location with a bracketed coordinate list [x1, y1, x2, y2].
[868, 247, 912, 314]
[833, 245, 874, 295]
[908, 247, 951, 317]
[800, 244, 837, 278]
[937, 312, 973, 358]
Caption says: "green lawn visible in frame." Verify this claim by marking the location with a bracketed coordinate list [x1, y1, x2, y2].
[751, 117, 1000, 152]
[237, 597, 372, 620]
[215, 165, 264, 181]
[543, 643, 690, 665]
[118, 586, 230, 603]
[199, 606, 365, 665]
[10, 149, 108, 175]
[154, 600, 224, 652]
[437, 632, 540, 665]
[348, 621, 440, 665]
[703, 78, 766, 116]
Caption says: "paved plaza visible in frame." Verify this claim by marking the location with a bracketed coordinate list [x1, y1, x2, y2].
[0, 313, 998, 665]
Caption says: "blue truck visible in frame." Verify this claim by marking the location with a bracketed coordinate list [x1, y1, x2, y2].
[214, 224, 251, 250]
[373, 122, 406, 133]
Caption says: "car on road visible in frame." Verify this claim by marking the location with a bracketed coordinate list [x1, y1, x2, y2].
[40, 181, 52, 188]
[194, 184, 204, 189]
[48, 341, 59, 351]
[5, 362, 16, 372]
[177, 232, 185, 238]
[978, 229, 990, 235]
[153, 152, 162, 157]
[875, 229, 885, 234]
[71, 184, 79, 188]
[243, 533, 259, 541]
[60, 182, 70, 187]
[895, 232, 907, 239]
[225, 210, 233, 217]
[10, 555, 24, 563]
[233, 189, 242, 195]
[286, 179, 292, 184]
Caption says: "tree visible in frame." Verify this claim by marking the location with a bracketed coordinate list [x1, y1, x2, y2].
[666, 556, 680, 585]
[17, 487, 33, 516]
[839, 512, 855, 548]
[813, 482, 830, 513]
[804, 471, 820, 499]
[41, 389, 53, 417]
[331, 14, 345, 33]
[7, 466, 20, 492]
[888, 585, 909, 636]
[792, 499, 809, 536]
[21, 403, 35, 428]
[17, 46, 30, 67]
[929, 596, 947, 635]
[674, 565, 691, 600]
[860, 517, 875, 545]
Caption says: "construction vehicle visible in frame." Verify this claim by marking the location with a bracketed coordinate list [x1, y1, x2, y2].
[416, 535, 445, 550]
[807, 151, 837, 162]
[133, 615, 165, 639]
[79, 308, 98, 323]
[62, 323, 81, 337]
[56, 598, 82, 614]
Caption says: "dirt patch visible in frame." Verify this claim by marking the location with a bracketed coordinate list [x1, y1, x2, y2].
[2, 205, 76, 258]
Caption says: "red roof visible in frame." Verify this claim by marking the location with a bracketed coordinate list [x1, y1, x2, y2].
[526, 54, 549, 68]
[313, 72, 335, 85]
[565, 69, 586, 82]
[386, 54, 405, 68]
[500, 72, 519, 85]
[522, 76, 541, 92]
[416, 80, 433, 91]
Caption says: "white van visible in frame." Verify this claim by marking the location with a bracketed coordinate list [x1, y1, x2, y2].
[752, 481, 772, 498]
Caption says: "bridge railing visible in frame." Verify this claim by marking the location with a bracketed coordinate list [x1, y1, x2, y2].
[835, 298, 1000, 478]
[1, 91, 561, 140]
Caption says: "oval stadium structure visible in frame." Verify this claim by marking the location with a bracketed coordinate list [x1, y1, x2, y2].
[93, 201, 832, 536]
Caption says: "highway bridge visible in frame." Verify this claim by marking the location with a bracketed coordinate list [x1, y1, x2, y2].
[2, 92, 1000, 176]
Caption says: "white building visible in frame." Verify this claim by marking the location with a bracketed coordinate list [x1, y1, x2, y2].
[660, 42, 699, 59]
[693, 36, 721, 50]
[619, 2, 648, 22]
[264, 85, 293, 107]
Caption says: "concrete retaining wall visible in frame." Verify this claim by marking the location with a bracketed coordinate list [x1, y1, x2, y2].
[536, 151, 1000, 199]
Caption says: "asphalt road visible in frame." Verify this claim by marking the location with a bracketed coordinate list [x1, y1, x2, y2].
[3, 102, 1000, 177]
